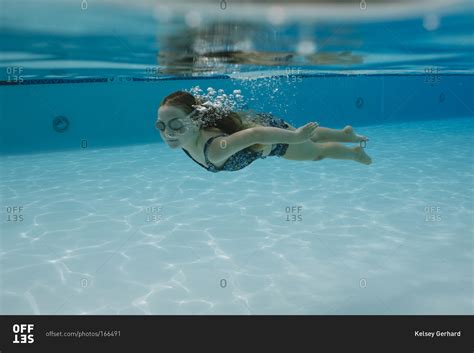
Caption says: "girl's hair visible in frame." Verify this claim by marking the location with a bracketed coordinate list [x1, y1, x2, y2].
[160, 90, 265, 150]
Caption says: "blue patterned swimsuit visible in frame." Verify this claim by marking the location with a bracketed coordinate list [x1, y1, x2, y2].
[182, 113, 291, 173]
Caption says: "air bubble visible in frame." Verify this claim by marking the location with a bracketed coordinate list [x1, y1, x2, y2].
[186, 86, 247, 127]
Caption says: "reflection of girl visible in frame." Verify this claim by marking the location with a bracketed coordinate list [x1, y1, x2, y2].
[155, 91, 371, 173]
[159, 50, 363, 75]
[157, 22, 362, 75]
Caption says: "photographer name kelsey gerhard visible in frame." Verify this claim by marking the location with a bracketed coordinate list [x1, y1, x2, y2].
[414, 331, 461, 338]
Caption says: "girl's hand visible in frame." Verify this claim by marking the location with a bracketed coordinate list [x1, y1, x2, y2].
[293, 122, 319, 143]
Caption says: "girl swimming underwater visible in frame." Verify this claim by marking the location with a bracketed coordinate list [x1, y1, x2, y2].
[155, 90, 372, 173]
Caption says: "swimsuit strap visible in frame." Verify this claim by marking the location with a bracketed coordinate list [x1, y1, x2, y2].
[181, 148, 209, 170]
[204, 134, 228, 167]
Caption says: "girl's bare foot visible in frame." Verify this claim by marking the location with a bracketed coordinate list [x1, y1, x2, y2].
[353, 146, 372, 165]
[343, 125, 369, 143]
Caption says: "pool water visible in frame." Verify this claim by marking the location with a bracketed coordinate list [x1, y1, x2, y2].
[1, 117, 472, 314]
[0, 0, 473, 314]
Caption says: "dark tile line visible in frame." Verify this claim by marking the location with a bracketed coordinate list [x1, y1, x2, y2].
[0, 73, 472, 86]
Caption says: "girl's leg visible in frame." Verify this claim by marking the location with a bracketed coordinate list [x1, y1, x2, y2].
[319, 142, 372, 164]
[311, 125, 368, 143]
[284, 121, 367, 143]
[282, 141, 372, 165]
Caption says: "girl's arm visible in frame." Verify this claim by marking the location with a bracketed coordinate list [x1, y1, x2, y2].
[207, 123, 317, 165]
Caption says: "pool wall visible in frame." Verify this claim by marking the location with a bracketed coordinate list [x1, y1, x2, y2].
[1, 74, 472, 155]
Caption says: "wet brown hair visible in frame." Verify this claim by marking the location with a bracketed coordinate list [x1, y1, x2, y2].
[160, 91, 267, 152]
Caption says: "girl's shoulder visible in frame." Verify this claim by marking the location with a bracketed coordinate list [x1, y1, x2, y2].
[199, 110, 264, 137]
[199, 128, 227, 147]
[202, 126, 225, 135]
[235, 110, 263, 128]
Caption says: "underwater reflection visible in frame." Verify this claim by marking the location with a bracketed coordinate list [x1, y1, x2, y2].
[157, 21, 362, 75]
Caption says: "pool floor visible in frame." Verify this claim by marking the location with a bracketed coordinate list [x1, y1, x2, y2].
[1, 117, 472, 314]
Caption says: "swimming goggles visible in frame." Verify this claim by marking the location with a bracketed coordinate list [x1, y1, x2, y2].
[155, 110, 197, 132]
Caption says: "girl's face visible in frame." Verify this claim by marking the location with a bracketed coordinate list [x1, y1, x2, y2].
[156, 105, 198, 149]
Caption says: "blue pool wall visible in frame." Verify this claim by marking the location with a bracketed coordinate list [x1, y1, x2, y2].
[0, 74, 472, 155]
